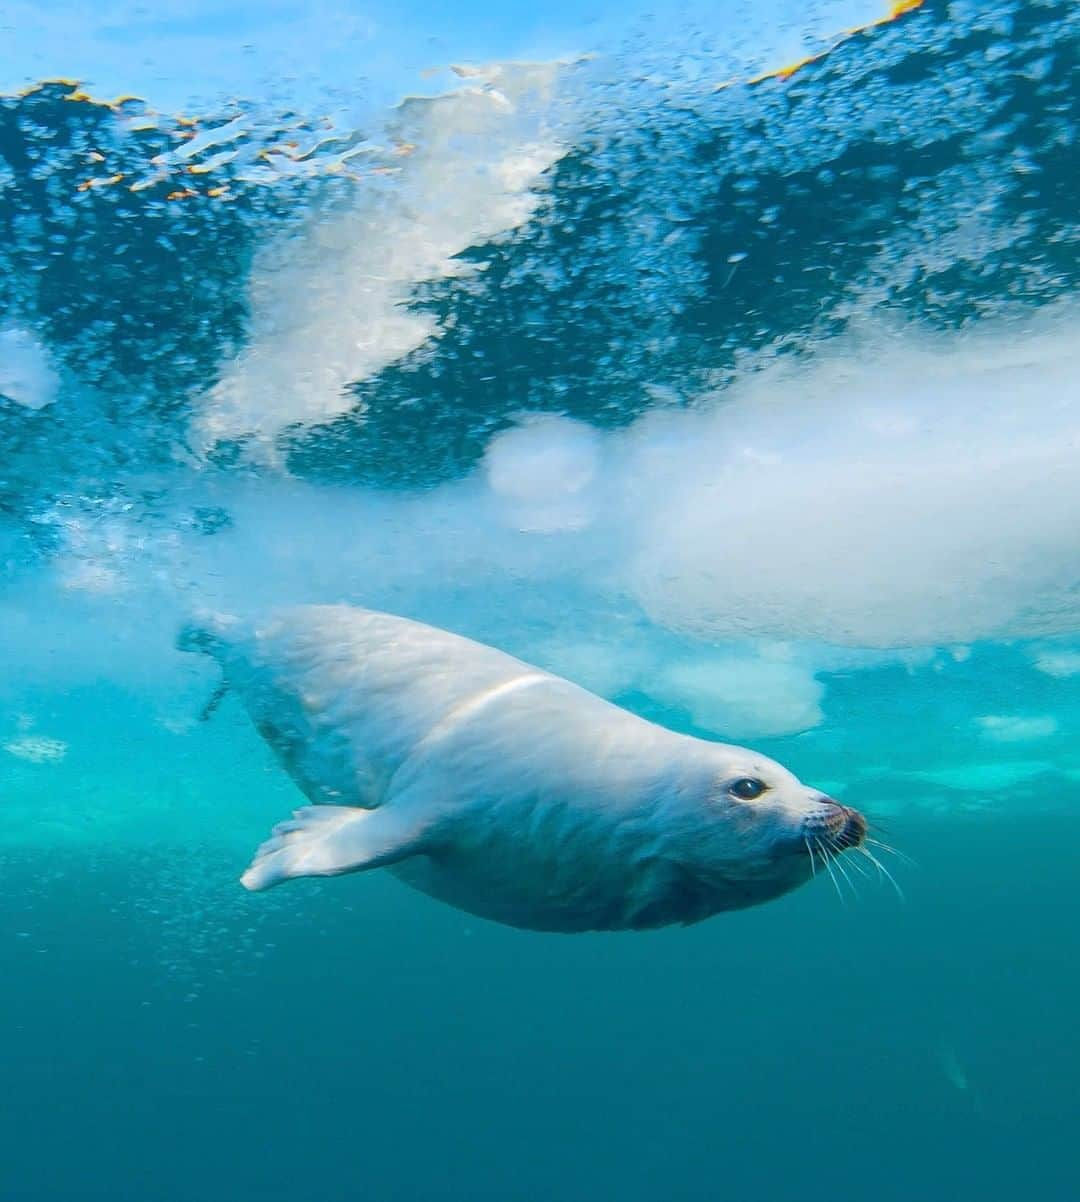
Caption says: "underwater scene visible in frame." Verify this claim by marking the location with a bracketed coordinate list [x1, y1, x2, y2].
[2, 1, 1079, 1198]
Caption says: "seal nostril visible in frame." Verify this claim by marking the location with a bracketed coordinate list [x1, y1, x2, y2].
[833, 807, 867, 850]
[803, 801, 866, 850]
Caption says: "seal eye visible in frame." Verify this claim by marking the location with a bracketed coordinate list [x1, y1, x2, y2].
[729, 777, 767, 801]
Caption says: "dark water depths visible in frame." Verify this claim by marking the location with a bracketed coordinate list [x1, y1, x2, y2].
[4, 813, 1077, 1202]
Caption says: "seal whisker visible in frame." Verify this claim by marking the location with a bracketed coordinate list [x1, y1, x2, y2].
[866, 816, 905, 844]
[815, 837, 846, 906]
[825, 840, 859, 900]
[859, 846, 906, 902]
[859, 843, 888, 883]
[804, 836, 819, 878]
[834, 842, 872, 881]
[865, 836, 917, 868]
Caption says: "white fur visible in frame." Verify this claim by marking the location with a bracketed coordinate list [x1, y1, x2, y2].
[188, 605, 838, 931]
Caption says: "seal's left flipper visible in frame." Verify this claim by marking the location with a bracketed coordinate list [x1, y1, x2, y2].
[240, 805, 426, 892]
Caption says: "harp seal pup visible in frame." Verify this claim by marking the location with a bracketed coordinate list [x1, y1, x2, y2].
[179, 605, 865, 933]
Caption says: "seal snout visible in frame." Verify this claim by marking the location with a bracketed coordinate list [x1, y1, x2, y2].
[803, 799, 866, 851]
[832, 806, 867, 850]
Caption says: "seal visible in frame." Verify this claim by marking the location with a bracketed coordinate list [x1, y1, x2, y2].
[179, 605, 866, 932]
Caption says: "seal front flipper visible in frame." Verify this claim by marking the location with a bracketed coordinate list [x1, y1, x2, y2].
[241, 804, 427, 892]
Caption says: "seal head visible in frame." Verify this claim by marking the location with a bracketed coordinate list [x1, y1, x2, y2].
[590, 749, 867, 927]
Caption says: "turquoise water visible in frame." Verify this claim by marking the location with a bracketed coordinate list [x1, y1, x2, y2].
[3, 0, 1080, 1197]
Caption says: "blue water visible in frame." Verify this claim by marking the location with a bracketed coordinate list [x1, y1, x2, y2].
[2, 0, 1079, 1198]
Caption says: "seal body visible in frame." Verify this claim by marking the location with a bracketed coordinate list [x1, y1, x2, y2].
[181, 605, 864, 932]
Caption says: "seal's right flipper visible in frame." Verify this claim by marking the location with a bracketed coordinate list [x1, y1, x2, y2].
[240, 805, 425, 892]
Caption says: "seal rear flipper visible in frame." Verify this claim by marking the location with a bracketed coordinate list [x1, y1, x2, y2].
[198, 678, 230, 722]
[240, 804, 426, 892]
[176, 610, 243, 661]
[178, 612, 241, 721]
